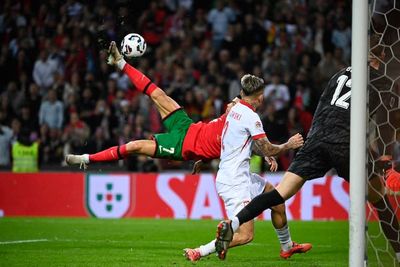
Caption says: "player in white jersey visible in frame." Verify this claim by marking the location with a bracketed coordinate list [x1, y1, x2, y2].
[215, 74, 308, 260]
[217, 98, 267, 187]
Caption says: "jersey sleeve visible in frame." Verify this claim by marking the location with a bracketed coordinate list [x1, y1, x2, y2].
[247, 113, 266, 140]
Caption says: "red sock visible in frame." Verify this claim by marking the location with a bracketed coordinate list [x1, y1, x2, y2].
[123, 64, 157, 96]
[89, 145, 128, 162]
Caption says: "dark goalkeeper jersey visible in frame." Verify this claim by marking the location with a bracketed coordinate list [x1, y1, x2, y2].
[307, 67, 352, 144]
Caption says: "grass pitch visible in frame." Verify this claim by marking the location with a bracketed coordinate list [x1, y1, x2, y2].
[0, 218, 395, 266]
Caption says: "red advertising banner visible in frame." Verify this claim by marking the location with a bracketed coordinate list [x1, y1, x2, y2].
[0, 172, 87, 217]
[0, 172, 397, 220]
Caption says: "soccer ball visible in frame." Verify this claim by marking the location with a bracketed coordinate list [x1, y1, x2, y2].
[121, 33, 147, 58]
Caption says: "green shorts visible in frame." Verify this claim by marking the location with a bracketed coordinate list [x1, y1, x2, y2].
[153, 109, 193, 160]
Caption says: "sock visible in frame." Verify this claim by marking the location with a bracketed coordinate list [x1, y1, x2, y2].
[119, 59, 157, 96]
[275, 224, 293, 251]
[89, 145, 128, 162]
[231, 217, 240, 232]
[82, 154, 89, 163]
[396, 252, 400, 262]
[236, 189, 285, 225]
[198, 239, 216, 256]
[373, 196, 400, 253]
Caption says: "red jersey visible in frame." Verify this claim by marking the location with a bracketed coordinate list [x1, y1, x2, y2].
[182, 114, 226, 161]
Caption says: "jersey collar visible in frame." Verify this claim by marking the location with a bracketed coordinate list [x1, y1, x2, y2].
[239, 99, 256, 112]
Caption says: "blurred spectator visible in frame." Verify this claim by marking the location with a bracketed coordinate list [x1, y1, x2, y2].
[313, 13, 333, 58]
[331, 18, 351, 62]
[2, 81, 24, 112]
[287, 107, 305, 137]
[228, 69, 244, 101]
[242, 13, 266, 47]
[39, 89, 64, 130]
[261, 102, 288, 144]
[91, 99, 112, 136]
[138, 1, 167, 46]
[62, 111, 90, 156]
[192, 8, 208, 43]
[202, 86, 225, 120]
[19, 105, 39, 140]
[12, 129, 39, 173]
[207, 0, 236, 50]
[0, 110, 13, 169]
[109, 70, 131, 91]
[79, 87, 96, 129]
[32, 50, 61, 94]
[24, 83, 42, 116]
[85, 127, 113, 155]
[183, 90, 202, 122]
[261, 102, 289, 170]
[316, 51, 340, 87]
[10, 118, 21, 142]
[39, 124, 63, 165]
[116, 99, 136, 134]
[263, 74, 290, 114]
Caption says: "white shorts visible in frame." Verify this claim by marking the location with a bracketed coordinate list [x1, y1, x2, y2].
[216, 173, 266, 219]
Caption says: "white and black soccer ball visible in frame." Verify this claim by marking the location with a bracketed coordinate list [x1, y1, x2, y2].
[121, 33, 147, 58]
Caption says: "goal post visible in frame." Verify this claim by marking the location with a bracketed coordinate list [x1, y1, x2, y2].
[350, 0, 368, 266]
[351, 0, 400, 266]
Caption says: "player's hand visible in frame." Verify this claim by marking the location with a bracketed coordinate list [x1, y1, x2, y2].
[107, 41, 123, 65]
[265, 156, 278, 172]
[192, 160, 203, 174]
[287, 133, 304, 149]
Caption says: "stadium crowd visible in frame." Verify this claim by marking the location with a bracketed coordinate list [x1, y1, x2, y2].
[0, 0, 352, 172]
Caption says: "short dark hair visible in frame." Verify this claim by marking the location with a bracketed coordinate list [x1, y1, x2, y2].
[240, 74, 264, 96]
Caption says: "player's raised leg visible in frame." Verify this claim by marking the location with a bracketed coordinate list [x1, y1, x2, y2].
[65, 140, 156, 169]
[108, 41, 180, 119]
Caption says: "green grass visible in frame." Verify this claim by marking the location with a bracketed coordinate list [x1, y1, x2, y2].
[0, 218, 396, 266]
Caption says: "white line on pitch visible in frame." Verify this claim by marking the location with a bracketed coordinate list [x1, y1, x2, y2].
[0, 239, 48, 245]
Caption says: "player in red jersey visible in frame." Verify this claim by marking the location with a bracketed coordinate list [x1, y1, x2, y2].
[66, 41, 310, 261]
[66, 41, 231, 167]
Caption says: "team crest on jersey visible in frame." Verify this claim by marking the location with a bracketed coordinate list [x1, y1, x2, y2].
[86, 174, 132, 218]
[255, 121, 262, 128]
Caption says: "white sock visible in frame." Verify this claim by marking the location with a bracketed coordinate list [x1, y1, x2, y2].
[83, 154, 90, 163]
[116, 58, 127, 70]
[396, 252, 400, 262]
[275, 224, 293, 251]
[231, 217, 240, 232]
[198, 239, 216, 256]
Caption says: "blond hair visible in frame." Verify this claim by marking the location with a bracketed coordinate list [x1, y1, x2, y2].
[240, 74, 264, 96]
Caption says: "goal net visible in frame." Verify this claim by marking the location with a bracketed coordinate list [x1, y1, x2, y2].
[367, 0, 400, 266]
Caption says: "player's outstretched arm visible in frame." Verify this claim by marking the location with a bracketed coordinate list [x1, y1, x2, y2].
[252, 133, 303, 157]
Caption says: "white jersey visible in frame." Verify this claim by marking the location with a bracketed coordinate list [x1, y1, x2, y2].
[216, 100, 266, 186]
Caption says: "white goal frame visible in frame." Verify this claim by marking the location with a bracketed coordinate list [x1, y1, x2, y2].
[349, 0, 368, 266]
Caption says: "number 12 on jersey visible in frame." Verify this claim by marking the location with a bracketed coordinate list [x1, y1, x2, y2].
[331, 74, 352, 109]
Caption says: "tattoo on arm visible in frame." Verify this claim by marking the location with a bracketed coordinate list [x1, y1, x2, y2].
[253, 137, 287, 157]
